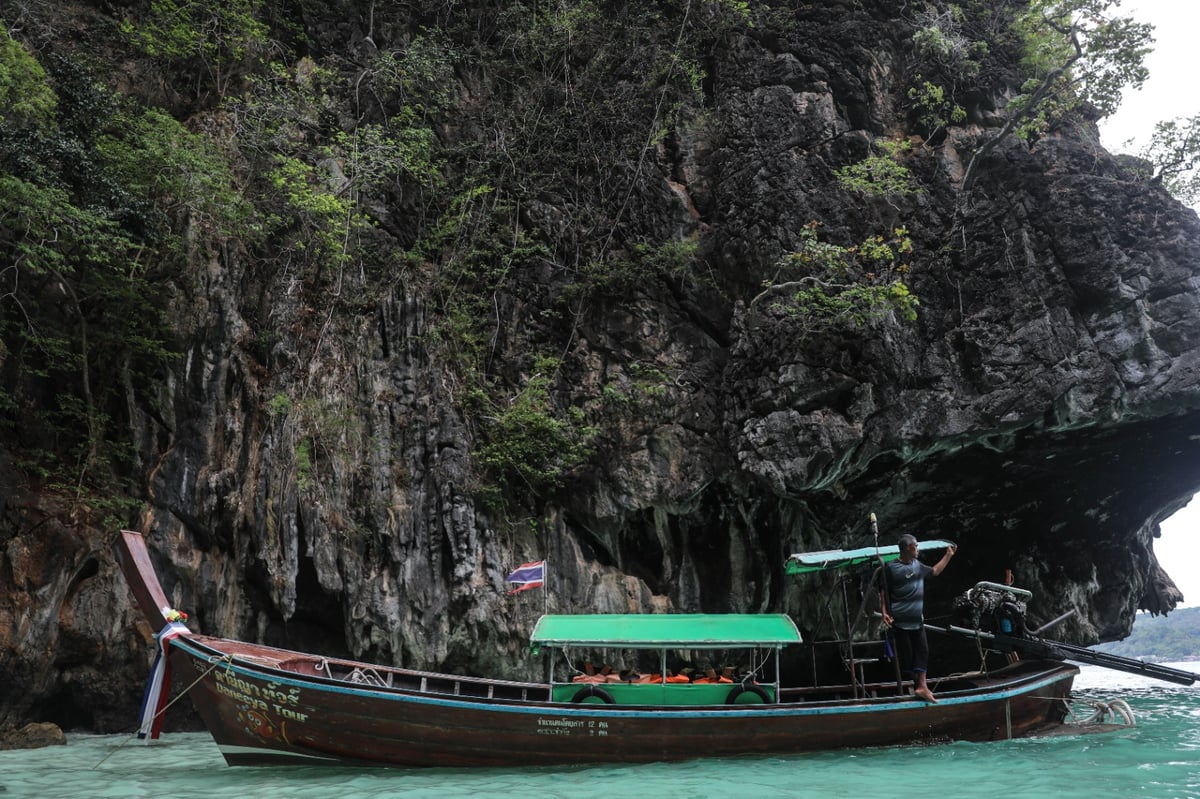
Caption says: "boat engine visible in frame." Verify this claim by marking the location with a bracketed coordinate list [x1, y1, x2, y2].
[954, 582, 1029, 637]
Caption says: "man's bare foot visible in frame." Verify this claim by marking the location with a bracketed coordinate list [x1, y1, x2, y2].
[915, 687, 937, 703]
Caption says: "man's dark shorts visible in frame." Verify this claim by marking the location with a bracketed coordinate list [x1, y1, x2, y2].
[891, 626, 929, 675]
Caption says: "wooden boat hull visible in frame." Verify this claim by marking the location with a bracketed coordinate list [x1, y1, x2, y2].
[115, 530, 1076, 767]
[166, 634, 1075, 767]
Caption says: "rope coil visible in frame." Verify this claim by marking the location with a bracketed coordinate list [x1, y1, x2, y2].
[1065, 696, 1136, 727]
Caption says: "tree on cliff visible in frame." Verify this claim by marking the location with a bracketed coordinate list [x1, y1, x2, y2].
[1136, 114, 1200, 206]
[767, 0, 1157, 335]
[915, 0, 1154, 189]
[0, 23, 248, 506]
[0, 22, 54, 127]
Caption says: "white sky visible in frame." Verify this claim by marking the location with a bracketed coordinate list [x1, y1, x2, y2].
[1159, 506, 1197, 608]
[1097, 0, 1200, 609]
[1098, 0, 1199, 156]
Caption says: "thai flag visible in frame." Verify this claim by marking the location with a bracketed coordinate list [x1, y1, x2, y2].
[506, 561, 546, 594]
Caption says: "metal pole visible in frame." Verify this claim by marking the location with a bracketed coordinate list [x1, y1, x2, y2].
[872, 513, 904, 693]
[774, 648, 781, 703]
[842, 577, 859, 699]
[1030, 609, 1075, 635]
[810, 641, 818, 688]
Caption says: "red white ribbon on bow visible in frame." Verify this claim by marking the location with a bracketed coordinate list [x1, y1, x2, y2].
[137, 620, 190, 740]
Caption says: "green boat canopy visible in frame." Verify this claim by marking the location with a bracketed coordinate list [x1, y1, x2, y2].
[530, 614, 802, 649]
[785, 539, 954, 575]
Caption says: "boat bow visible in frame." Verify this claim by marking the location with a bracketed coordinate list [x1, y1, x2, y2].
[114, 529, 184, 635]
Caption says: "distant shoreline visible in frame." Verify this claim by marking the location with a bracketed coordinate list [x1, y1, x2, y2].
[1092, 606, 1200, 663]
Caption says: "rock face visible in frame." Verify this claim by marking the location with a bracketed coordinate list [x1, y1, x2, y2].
[0, 722, 67, 751]
[726, 127, 1200, 641]
[1, 1, 1198, 732]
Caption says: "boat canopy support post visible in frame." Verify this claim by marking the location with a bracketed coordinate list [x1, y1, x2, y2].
[841, 578, 859, 700]
[809, 639, 818, 689]
[869, 513, 904, 694]
[774, 648, 781, 700]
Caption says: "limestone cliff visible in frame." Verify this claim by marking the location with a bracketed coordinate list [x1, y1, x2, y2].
[0, 0, 1196, 733]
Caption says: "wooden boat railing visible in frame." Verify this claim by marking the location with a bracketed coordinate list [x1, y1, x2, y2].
[227, 644, 554, 703]
[234, 642, 883, 707]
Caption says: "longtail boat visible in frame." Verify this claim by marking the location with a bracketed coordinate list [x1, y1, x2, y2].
[115, 529, 1109, 767]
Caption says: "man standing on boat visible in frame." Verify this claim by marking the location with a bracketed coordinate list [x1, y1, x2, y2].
[879, 534, 956, 703]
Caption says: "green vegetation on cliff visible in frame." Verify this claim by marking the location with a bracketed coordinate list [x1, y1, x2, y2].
[0, 0, 1186, 523]
[0, 20, 248, 518]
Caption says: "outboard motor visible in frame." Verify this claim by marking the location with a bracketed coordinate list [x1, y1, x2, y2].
[954, 581, 1031, 636]
[993, 597, 1026, 636]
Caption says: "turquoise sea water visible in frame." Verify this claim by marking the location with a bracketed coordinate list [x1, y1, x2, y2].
[2, 663, 1198, 799]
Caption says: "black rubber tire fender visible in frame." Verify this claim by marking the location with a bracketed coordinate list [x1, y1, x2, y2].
[725, 683, 771, 705]
[571, 685, 616, 704]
